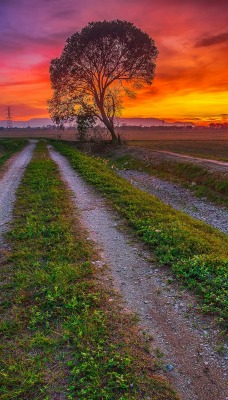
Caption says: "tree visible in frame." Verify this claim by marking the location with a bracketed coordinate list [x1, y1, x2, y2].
[48, 20, 158, 143]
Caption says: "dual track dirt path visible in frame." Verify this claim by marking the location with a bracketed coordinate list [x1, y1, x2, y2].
[0, 142, 227, 400]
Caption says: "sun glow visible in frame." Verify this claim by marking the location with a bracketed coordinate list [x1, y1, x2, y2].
[0, 0, 227, 125]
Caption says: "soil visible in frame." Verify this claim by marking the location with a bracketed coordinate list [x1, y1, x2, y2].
[49, 146, 228, 400]
[0, 141, 36, 245]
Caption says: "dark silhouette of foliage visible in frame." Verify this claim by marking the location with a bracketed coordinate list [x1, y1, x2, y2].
[77, 112, 96, 141]
[48, 20, 158, 143]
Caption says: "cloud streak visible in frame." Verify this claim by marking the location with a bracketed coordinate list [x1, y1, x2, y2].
[195, 32, 228, 47]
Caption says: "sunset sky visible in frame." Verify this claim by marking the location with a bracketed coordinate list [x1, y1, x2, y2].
[1, 0, 228, 124]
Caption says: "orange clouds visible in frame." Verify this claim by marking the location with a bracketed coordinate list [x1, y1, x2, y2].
[0, 0, 228, 124]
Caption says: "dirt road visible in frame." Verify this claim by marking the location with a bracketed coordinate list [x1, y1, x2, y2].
[117, 169, 228, 233]
[0, 141, 36, 244]
[49, 146, 228, 400]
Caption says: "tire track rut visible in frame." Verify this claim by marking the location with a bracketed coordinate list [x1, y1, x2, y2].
[0, 141, 36, 244]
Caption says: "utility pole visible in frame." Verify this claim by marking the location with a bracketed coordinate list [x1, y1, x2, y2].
[6, 106, 13, 129]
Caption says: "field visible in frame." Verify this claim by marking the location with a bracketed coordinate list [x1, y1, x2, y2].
[1, 126, 228, 149]
[127, 140, 228, 161]
[120, 127, 228, 142]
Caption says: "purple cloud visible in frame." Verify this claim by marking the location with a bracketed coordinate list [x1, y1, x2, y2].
[195, 32, 228, 47]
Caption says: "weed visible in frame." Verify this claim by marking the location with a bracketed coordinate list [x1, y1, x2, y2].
[155, 348, 165, 359]
[131, 313, 140, 323]
[215, 343, 226, 355]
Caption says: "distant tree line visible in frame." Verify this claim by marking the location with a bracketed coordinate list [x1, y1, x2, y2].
[119, 125, 194, 130]
[209, 123, 228, 128]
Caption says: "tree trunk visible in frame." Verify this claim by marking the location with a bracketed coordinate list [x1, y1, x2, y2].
[102, 117, 119, 144]
[117, 134, 123, 144]
[108, 125, 118, 144]
[98, 102, 121, 144]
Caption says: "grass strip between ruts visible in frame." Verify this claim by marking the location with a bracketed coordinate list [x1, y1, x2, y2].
[52, 141, 228, 327]
[0, 139, 27, 169]
[0, 141, 178, 399]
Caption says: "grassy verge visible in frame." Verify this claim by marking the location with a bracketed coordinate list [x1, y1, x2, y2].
[0, 139, 27, 169]
[127, 140, 228, 161]
[52, 141, 228, 327]
[0, 141, 177, 399]
[108, 152, 228, 207]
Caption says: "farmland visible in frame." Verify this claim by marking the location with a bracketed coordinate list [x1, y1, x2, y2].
[1, 126, 228, 146]
[127, 139, 228, 161]
[120, 126, 228, 142]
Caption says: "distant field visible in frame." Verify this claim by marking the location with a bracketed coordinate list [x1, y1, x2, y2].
[1, 127, 228, 145]
[127, 140, 228, 161]
[0, 128, 74, 140]
[122, 127, 228, 142]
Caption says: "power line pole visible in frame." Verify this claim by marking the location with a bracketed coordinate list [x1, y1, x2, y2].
[6, 106, 13, 129]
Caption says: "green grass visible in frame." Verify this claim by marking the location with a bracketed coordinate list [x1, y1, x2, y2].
[53, 141, 228, 328]
[108, 153, 228, 207]
[0, 139, 27, 168]
[0, 141, 177, 399]
[127, 140, 228, 161]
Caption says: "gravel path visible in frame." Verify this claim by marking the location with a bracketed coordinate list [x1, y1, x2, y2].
[117, 170, 228, 234]
[49, 146, 228, 400]
[0, 141, 36, 244]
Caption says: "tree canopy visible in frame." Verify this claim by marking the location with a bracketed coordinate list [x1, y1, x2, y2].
[49, 20, 158, 143]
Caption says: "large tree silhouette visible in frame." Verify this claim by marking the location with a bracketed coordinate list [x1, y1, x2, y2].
[49, 20, 158, 143]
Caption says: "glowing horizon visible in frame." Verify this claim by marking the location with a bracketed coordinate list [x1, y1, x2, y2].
[1, 0, 228, 125]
